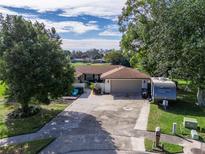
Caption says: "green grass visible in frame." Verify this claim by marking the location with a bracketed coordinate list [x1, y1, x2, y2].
[173, 79, 191, 85]
[0, 102, 70, 138]
[72, 62, 110, 68]
[147, 82, 205, 140]
[72, 62, 91, 67]
[0, 138, 54, 154]
[0, 82, 6, 98]
[144, 138, 183, 153]
[144, 138, 153, 151]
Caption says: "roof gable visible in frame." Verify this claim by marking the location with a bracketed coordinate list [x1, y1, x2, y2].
[101, 66, 150, 79]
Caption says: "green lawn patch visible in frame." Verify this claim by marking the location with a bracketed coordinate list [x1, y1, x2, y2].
[147, 85, 205, 140]
[144, 138, 183, 153]
[72, 62, 91, 67]
[0, 102, 70, 138]
[0, 138, 54, 154]
[0, 82, 6, 98]
[72, 62, 110, 68]
[173, 79, 191, 85]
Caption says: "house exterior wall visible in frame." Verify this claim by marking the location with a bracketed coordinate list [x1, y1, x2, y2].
[77, 74, 102, 82]
[142, 79, 148, 89]
[94, 83, 105, 94]
[105, 79, 111, 93]
[85, 74, 94, 81]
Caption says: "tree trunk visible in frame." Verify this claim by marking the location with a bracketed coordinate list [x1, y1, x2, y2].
[197, 88, 205, 106]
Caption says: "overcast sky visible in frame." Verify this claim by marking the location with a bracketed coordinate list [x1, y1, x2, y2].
[0, 0, 126, 50]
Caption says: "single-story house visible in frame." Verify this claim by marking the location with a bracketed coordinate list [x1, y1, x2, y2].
[151, 77, 176, 101]
[75, 65, 150, 95]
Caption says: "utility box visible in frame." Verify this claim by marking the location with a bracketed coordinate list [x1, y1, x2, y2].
[172, 123, 177, 134]
[183, 117, 198, 129]
[191, 130, 199, 140]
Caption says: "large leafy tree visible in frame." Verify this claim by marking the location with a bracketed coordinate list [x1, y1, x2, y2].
[104, 50, 130, 67]
[119, 0, 205, 106]
[0, 15, 74, 113]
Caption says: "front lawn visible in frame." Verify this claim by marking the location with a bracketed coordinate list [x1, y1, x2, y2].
[0, 138, 54, 154]
[0, 102, 70, 138]
[144, 138, 183, 153]
[147, 84, 205, 140]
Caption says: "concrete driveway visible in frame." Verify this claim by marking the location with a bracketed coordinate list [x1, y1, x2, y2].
[40, 90, 149, 154]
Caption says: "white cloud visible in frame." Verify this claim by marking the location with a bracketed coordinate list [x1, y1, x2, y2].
[0, 6, 20, 17]
[62, 39, 120, 50]
[99, 24, 121, 36]
[88, 20, 97, 24]
[29, 18, 99, 34]
[0, 0, 126, 18]
[99, 30, 121, 36]
[0, 6, 38, 19]
[0, 7, 99, 34]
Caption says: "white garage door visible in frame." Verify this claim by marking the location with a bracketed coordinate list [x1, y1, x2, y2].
[111, 80, 142, 94]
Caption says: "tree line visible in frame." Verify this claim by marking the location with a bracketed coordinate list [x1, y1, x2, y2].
[67, 49, 131, 67]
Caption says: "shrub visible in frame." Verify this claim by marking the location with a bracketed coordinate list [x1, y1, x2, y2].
[90, 82, 95, 90]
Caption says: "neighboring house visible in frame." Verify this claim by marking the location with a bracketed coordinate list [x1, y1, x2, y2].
[75, 65, 150, 95]
[151, 77, 176, 101]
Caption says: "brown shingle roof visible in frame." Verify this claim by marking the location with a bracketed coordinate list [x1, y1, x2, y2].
[75, 65, 121, 75]
[101, 66, 150, 79]
[75, 71, 83, 78]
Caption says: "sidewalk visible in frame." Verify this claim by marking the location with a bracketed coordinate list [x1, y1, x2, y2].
[134, 100, 150, 130]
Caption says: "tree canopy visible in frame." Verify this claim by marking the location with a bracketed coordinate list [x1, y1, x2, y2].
[70, 49, 104, 60]
[0, 15, 74, 114]
[104, 50, 130, 67]
[119, 0, 205, 105]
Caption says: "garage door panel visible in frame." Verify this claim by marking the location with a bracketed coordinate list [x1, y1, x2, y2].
[111, 80, 141, 94]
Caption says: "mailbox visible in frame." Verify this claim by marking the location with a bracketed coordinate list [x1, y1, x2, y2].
[155, 127, 161, 147]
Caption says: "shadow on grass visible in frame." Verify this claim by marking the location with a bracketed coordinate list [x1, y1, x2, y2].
[164, 89, 205, 118]
[163, 101, 205, 118]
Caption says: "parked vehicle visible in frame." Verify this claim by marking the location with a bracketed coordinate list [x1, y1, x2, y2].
[151, 77, 176, 101]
